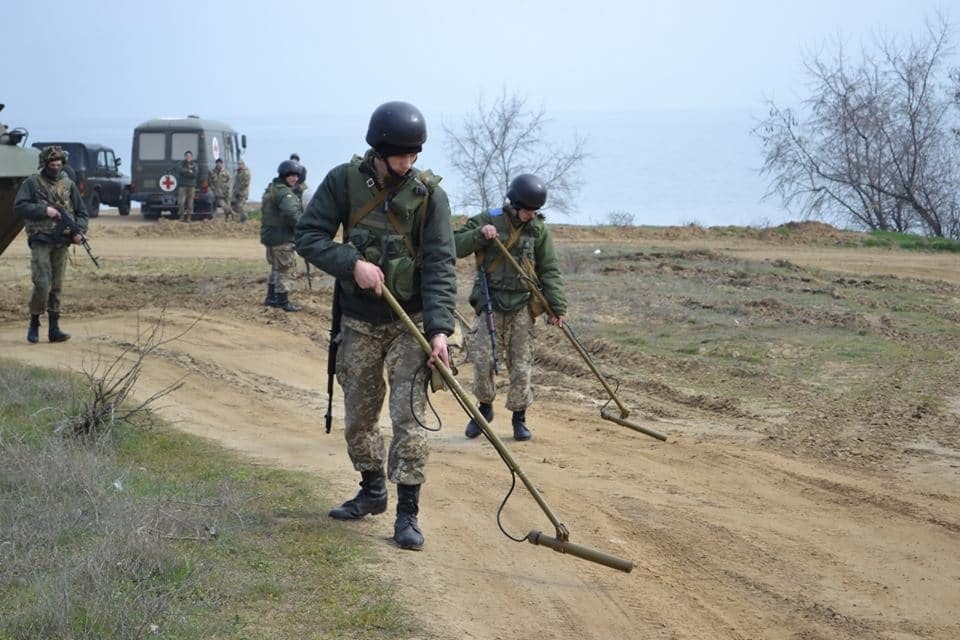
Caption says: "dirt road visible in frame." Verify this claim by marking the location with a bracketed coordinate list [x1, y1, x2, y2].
[2, 219, 957, 639]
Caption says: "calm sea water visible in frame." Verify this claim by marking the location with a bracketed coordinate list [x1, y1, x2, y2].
[22, 108, 786, 227]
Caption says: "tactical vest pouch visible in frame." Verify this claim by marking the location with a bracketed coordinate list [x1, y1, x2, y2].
[384, 255, 416, 301]
[380, 233, 416, 301]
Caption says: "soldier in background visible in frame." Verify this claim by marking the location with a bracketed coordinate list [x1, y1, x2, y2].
[294, 101, 457, 551]
[260, 159, 303, 312]
[208, 158, 232, 219]
[230, 158, 250, 222]
[14, 145, 89, 344]
[175, 150, 198, 221]
[454, 174, 567, 442]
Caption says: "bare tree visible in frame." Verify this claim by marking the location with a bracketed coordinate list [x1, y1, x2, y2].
[754, 16, 960, 237]
[443, 90, 588, 214]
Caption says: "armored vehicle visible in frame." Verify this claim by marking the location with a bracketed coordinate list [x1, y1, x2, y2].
[0, 104, 40, 256]
[130, 115, 246, 220]
[31, 141, 131, 217]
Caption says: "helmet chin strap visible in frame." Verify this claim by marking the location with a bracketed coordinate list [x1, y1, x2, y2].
[373, 151, 411, 181]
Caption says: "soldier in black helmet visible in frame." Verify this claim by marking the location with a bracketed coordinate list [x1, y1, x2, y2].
[454, 173, 567, 442]
[14, 145, 89, 344]
[294, 101, 457, 551]
[260, 159, 304, 312]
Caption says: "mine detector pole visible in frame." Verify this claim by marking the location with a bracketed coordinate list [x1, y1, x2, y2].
[492, 237, 667, 442]
[380, 285, 633, 573]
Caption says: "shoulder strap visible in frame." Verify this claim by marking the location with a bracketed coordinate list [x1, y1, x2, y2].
[346, 186, 391, 236]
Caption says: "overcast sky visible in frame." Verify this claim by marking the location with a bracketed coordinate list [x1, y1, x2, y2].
[3, 1, 953, 225]
[4, 0, 951, 120]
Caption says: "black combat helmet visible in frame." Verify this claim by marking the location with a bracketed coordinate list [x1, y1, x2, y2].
[507, 174, 548, 210]
[277, 159, 301, 178]
[365, 101, 427, 157]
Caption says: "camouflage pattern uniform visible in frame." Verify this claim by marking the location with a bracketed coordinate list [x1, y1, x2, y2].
[14, 166, 88, 315]
[208, 163, 232, 219]
[294, 151, 456, 485]
[260, 178, 302, 294]
[231, 161, 251, 221]
[337, 314, 430, 483]
[175, 158, 198, 220]
[454, 206, 566, 412]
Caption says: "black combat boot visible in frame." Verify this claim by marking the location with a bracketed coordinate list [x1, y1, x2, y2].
[512, 410, 532, 441]
[27, 314, 40, 344]
[263, 283, 276, 306]
[394, 483, 424, 550]
[273, 291, 301, 312]
[329, 470, 388, 520]
[464, 402, 493, 439]
[48, 312, 70, 343]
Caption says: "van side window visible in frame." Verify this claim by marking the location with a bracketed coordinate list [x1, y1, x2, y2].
[171, 133, 199, 160]
[139, 133, 166, 160]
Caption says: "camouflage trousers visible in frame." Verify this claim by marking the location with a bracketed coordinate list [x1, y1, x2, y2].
[336, 314, 430, 485]
[469, 307, 535, 411]
[264, 243, 296, 294]
[29, 243, 69, 315]
[177, 186, 196, 219]
[214, 196, 231, 219]
[231, 195, 248, 222]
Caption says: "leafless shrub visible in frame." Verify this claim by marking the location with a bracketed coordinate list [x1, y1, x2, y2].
[754, 15, 960, 237]
[607, 210, 636, 227]
[56, 309, 194, 438]
[443, 88, 588, 214]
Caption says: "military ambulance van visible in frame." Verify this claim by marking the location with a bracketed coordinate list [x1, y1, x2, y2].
[130, 115, 246, 219]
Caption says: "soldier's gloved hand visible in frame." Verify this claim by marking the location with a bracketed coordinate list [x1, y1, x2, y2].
[353, 260, 384, 296]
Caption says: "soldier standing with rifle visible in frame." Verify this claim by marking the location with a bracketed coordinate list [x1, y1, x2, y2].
[294, 101, 456, 551]
[454, 174, 566, 441]
[14, 145, 89, 344]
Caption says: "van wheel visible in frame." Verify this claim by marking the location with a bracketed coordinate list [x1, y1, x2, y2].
[87, 192, 101, 218]
[118, 192, 131, 216]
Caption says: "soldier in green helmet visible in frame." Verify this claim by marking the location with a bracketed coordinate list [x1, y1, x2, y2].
[14, 145, 89, 344]
[455, 174, 567, 442]
[260, 159, 303, 312]
[295, 101, 457, 551]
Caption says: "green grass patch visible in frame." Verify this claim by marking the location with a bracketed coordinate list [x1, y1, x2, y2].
[0, 359, 414, 640]
[863, 230, 960, 252]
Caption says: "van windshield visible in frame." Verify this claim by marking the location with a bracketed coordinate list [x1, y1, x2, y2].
[172, 133, 199, 161]
[138, 133, 165, 160]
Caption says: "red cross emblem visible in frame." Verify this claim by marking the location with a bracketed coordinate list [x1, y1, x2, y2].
[159, 174, 177, 192]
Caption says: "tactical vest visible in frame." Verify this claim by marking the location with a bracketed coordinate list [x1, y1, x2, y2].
[24, 172, 73, 241]
[259, 180, 301, 246]
[481, 208, 542, 293]
[342, 155, 440, 300]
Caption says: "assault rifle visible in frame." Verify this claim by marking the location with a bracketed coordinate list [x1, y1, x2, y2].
[52, 204, 100, 268]
[324, 281, 342, 434]
[476, 266, 500, 374]
[34, 181, 100, 268]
